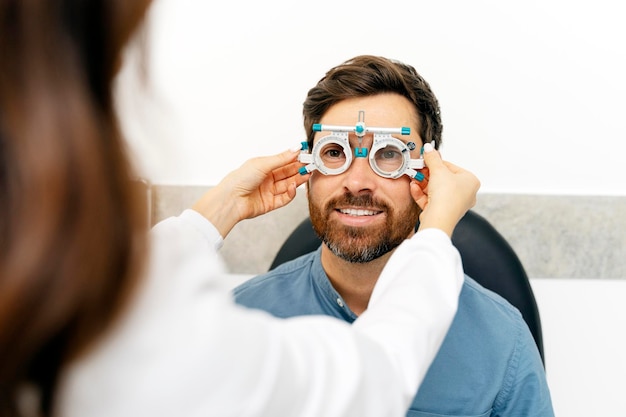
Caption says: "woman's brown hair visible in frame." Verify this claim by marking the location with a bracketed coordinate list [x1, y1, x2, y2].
[0, 0, 152, 415]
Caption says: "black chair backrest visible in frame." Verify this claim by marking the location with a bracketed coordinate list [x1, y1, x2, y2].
[270, 210, 545, 365]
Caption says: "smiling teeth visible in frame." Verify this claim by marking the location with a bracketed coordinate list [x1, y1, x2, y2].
[340, 208, 377, 216]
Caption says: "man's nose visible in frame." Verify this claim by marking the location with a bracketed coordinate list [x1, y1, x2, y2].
[342, 153, 377, 193]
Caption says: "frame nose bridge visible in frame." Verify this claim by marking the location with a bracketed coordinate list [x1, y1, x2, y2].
[343, 151, 376, 186]
[348, 132, 374, 158]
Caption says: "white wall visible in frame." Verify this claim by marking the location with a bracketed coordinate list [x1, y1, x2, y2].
[117, 0, 626, 196]
[531, 278, 626, 417]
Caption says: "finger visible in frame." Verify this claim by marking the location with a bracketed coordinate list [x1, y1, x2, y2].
[271, 162, 310, 194]
[249, 147, 302, 176]
[272, 159, 306, 181]
[410, 181, 428, 210]
[273, 182, 299, 208]
[273, 173, 309, 196]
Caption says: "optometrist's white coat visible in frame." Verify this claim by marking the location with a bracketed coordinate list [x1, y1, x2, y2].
[55, 209, 463, 417]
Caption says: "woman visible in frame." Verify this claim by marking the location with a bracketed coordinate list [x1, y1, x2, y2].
[0, 1, 479, 416]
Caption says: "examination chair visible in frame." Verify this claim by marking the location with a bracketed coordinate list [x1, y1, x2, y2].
[269, 210, 545, 366]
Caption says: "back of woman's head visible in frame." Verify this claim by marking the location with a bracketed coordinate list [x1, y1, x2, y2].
[0, 0, 152, 414]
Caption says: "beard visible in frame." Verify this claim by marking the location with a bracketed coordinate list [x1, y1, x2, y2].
[309, 191, 421, 263]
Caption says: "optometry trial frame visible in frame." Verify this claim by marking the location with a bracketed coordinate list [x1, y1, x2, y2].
[298, 111, 426, 181]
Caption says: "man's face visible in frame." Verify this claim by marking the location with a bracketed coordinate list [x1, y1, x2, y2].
[308, 93, 424, 263]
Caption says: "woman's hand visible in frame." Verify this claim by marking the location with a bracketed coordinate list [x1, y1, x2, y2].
[410, 143, 480, 237]
[192, 147, 310, 238]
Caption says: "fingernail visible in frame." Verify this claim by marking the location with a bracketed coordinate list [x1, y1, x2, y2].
[290, 144, 302, 152]
[423, 142, 434, 153]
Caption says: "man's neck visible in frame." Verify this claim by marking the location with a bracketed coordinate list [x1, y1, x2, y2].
[320, 245, 394, 315]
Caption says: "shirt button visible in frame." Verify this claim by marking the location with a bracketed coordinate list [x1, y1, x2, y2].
[337, 298, 344, 307]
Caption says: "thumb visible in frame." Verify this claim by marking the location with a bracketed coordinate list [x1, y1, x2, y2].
[267, 146, 301, 168]
[248, 146, 301, 174]
[422, 142, 444, 171]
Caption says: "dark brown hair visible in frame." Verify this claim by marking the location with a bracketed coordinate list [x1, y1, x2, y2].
[303, 55, 443, 150]
[0, 0, 152, 415]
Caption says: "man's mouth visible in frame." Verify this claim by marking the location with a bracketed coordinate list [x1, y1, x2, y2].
[337, 208, 381, 216]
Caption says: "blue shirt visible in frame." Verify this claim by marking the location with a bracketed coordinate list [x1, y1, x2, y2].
[234, 247, 554, 417]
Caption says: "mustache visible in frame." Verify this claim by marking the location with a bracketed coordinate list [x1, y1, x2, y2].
[327, 192, 390, 211]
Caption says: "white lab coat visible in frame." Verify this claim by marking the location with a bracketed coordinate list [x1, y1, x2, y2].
[55, 209, 463, 417]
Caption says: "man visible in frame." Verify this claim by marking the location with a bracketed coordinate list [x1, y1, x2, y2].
[234, 55, 554, 416]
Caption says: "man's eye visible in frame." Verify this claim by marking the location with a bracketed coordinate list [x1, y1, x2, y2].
[381, 150, 400, 159]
